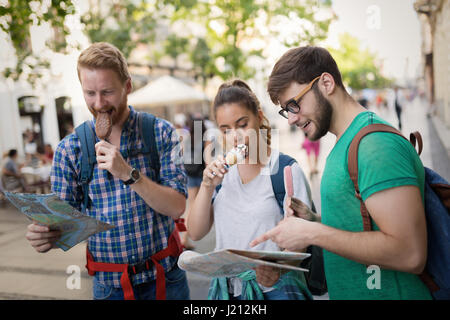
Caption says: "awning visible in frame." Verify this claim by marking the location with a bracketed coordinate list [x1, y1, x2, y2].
[128, 75, 210, 108]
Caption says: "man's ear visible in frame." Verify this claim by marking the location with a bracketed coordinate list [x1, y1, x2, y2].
[320, 72, 336, 96]
[125, 78, 132, 94]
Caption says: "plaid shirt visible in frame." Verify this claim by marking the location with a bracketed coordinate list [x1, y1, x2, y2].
[51, 106, 187, 287]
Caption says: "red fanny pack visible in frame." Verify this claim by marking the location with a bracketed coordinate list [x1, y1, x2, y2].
[86, 219, 186, 300]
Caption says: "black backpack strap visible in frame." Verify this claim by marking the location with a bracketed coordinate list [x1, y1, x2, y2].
[214, 153, 316, 214]
[75, 121, 97, 214]
[138, 112, 160, 182]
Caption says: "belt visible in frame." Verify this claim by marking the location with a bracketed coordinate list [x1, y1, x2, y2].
[86, 219, 186, 300]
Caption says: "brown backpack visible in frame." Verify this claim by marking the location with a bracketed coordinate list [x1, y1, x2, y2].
[347, 123, 450, 298]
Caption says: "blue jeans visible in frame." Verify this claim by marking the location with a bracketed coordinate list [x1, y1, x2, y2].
[187, 175, 202, 188]
[92, 265, 190, 300]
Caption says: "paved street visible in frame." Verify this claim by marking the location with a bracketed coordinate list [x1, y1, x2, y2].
[0, 96, 448, 300]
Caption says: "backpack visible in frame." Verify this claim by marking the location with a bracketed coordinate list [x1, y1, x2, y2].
[74, 112, 160, 214]
[184, 140, 206, 177]
[348, 123, 450, 300]
[215, 152, 328, 296]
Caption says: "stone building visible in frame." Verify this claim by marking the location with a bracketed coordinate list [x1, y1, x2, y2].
[414, 0, 450, 127]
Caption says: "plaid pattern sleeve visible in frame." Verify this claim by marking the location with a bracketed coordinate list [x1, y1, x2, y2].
[50, 134, 83, 211]
[154, 118, 187, 199]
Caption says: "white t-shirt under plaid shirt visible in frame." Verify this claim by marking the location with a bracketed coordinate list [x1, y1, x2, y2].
[51, 106, 187, 287]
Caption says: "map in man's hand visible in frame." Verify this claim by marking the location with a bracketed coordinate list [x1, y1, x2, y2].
[4, 192, 115, 251]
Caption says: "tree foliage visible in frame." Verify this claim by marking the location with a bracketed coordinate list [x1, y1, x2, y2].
[0, 0, 75, 85]
[169, 0, 334, 80]
[80, 0, 159, 59]
[328, 33, 393, 90]
[1, 0, 335, 87]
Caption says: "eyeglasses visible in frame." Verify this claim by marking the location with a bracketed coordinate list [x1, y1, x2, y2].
[278, 76, 321, 119]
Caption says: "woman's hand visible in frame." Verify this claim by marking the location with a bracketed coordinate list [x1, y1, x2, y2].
[285, 196, 320, 222]
[254, 265, 281, 287]
[202, 156, 228, 188]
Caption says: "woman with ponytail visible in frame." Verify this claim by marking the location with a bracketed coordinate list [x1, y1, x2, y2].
[186, 79, 313, 300]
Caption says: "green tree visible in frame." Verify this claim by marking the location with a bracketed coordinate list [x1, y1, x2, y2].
[190, 37, 216, 88]
[164, 34, 189, 70]
[0, 0, 75, 85]
[80, 0, 159, 59]
[168, 0, 334, 80]
[328, 33, 393, 90]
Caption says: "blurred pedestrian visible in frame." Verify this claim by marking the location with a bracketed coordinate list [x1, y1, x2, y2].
[1, 149, 26, 192]
[36, 144, 54, 166]
[24, 130, 38, 165]
[43, 144, 54, 164]
[181, 114, 212, 249]
[394, 86, 403, 130]
[301, 134, 320, 178]
[357, 92, 368, 109]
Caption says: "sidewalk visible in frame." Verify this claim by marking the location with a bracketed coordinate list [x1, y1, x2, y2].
[0, 206, 91, 299]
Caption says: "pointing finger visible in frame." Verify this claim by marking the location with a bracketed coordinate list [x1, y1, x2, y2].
[250, 228, 276, 248]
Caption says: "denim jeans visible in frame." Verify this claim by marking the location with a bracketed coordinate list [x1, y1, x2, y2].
[92, 265, 190, 300]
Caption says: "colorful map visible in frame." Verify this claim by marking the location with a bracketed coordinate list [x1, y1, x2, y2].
[178, 249, 310, 278]
[4, 192, 115, 251]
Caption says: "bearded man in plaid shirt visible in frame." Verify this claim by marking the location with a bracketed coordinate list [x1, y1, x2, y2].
[25, 42, 190, 300]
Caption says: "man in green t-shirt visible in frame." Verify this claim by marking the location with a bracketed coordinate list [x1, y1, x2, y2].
[250, 46, 431, 300]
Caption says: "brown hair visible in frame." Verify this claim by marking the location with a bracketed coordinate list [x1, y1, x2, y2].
[77, 42, 130, 83]
[268, 46, 344, 105]
[213, 79, 272, 146]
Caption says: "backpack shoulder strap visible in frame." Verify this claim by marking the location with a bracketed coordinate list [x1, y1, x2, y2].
[138, 112, 160, 182]
[74, 121, 97, 214]
[271, 152, 297, 214]
[409, 131, 423, 156]
[214, 152, 317, 215]
[347, 123, 408, 231]
[213, 153, 296, 207]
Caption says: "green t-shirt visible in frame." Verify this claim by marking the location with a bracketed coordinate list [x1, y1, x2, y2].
[320, 111, 431, 300]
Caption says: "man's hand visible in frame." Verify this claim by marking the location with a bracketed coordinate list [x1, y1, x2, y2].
[250, 217, 317, 252]
[26, 223, 61, 253]
[286, 196, 319, 221]
[254, 265, 280, 287]
[95, 140, 131, 181]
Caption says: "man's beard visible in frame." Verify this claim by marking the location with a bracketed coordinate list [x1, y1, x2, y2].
[307, 86, 333, 141]
[92, 101, 128, 125]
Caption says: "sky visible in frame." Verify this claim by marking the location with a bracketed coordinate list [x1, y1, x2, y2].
[326, 0, 422, 84]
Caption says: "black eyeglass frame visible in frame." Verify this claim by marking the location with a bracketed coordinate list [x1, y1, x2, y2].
[278, 75, 321, 119]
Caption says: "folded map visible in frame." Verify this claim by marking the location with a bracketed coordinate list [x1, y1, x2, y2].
[4, 192, 115, 251]
[178, 249, 310, 278]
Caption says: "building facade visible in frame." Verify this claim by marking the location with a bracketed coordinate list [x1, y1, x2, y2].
[415, 0, 450, 127]
[0, 24, 92, 160]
